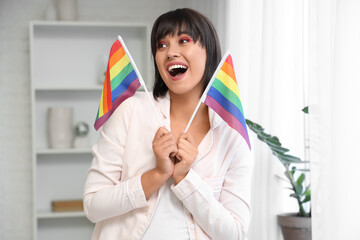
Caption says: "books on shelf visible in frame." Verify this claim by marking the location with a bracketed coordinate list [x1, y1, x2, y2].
[52, 200, 84, 212]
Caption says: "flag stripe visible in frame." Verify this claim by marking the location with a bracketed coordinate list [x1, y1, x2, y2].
[216, 69, 241, 100]
[205, 94, 250, 149]
[212, 78, 244, 114]
[105, 68, 112, 111]
[109, 47, 125, 69]
[111, 70, 138, 102]
[222, 61, 237, 82]
[207, 86, 247, 130]
[110, 62, 134, 91]
[98, 67, 111, 117]
[109, 40, 121, 58]
[98, 91, 104, 117]
[225, 55, 234, 69]
[110, 54, 130, 81]
[103, 67, 112, 113]
[94, 79, 141, 130]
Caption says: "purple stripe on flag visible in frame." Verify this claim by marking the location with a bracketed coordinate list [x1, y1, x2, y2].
[94, 79, 141, 130]
[205, 95, 251, 149]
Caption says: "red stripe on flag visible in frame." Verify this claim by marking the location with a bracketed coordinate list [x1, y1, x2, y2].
[109, 40, 121, 57]
[225, 54, 233, 67]
[104, 65, 112, 112]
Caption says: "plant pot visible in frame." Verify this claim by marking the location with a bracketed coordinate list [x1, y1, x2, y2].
[278, 213, 311, 240]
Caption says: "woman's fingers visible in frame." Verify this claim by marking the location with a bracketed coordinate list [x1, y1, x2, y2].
[176, 132, 198, 160]
[152, 127, 178, 176]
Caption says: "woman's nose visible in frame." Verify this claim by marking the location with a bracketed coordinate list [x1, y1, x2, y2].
[166, 43, 180, 60]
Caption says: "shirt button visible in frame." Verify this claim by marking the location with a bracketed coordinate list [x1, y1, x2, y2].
[191, 224, 195, 230]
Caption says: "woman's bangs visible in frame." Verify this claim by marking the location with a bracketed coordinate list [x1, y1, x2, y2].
[155, 17, 199, 44]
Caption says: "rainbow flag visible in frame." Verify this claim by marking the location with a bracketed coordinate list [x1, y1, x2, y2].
[204, 53, 251, 149]
[94, 38, 141, 130]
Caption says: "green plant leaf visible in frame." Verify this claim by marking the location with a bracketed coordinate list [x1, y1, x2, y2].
[246, 119, 264, 132]
[269, 145, 290, 154]
[273, 152, 293, 166]
[258, 131, 271, 139]
[279, 154, 302, 163]
[245, 118, 311, 213]
[290, 193, 300, 199]
[296, 173, 305, 194]
[302, 106, 309, 114]
[266, 141, 289, 153]
[295, 185, 303, 195]
[302, 188, 311, 203]
[268, 136, 281, 145]
[294, 174, 305, 196]
[296, 173, 305, 186]
[265, 139, 281, 147]
[245, 119, 253, 125]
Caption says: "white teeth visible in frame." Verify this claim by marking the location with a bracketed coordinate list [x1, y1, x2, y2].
[168, 64, 187, 72]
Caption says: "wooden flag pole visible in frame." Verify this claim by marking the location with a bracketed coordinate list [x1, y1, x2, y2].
[118, 36, 162, 126]
[184, 50, 230, 133]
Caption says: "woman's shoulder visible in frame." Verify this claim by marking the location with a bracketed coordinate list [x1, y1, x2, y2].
[111, 91, 149, 113]
[101, 92, 147, 129]
[109, 91, 162, 123]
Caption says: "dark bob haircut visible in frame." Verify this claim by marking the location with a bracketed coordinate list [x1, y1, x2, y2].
[151, 8, 222, 100]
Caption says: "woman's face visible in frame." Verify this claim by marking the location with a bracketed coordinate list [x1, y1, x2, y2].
[155, 32, 207, 97]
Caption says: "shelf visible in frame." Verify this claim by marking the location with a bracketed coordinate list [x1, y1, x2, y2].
[37, 148, 92, 155]
[35, 85, 103, 91]
[30, 21, 150, 240]
[31, 20, 149, 28]
[37, 210, 86, 219]
[30, 21, 151, 90]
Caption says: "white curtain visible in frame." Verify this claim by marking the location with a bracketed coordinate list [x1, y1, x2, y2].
[309, 0, 360, 239]
[224, 0, 306, 239]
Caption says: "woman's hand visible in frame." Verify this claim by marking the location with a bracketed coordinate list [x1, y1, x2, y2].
[173, 132, 198, 185]
[152, 127, 178, 179]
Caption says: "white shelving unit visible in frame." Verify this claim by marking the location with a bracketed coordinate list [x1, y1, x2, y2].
[30, 21, 151, 240]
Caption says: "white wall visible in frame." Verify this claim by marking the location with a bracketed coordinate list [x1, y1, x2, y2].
[0, 1, 223, 239]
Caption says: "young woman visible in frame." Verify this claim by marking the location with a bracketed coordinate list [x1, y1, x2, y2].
[84, 8, 253, 240]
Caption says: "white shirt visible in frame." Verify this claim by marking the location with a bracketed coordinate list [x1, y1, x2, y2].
[142, 178, 190, 240]
[83, 92, 254, 240]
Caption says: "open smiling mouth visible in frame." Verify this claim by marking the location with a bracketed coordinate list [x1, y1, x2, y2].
[168, 64, 188, 77]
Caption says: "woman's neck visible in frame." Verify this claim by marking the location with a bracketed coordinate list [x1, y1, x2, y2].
[169, 90, 210, 141]
[169, 91, 201, 122]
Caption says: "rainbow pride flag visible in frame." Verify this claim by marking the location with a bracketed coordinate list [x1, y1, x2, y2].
[94, 38, 141, 130]
[203, 52, 251, 149]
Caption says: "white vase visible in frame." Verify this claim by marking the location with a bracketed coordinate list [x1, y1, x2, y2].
[57, 0, 78, 21]
[44, 3, 57, 21]
[48, 107, 74, 149]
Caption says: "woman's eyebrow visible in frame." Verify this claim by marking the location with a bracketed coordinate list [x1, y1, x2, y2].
[177, 30, 193, 36]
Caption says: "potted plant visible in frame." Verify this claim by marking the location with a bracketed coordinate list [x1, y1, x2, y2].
[246, 107, 311, 240]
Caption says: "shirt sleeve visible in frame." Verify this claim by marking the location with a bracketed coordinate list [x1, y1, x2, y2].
[83, 98, 148, 223]
[171, 138, 254, 240]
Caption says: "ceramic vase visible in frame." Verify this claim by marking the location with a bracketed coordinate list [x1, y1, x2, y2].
[57, 0, 78, 21]
[48, 107, 74, 149]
